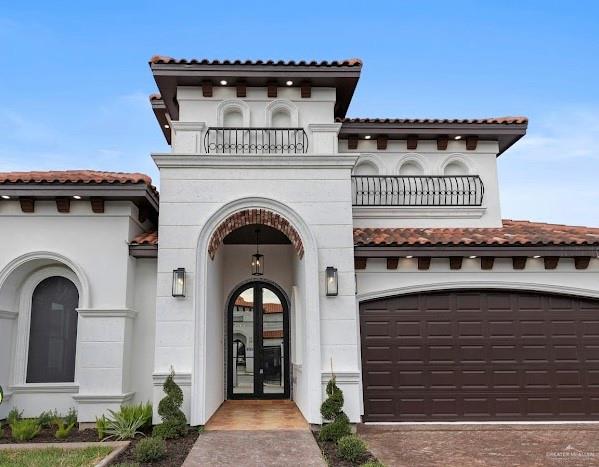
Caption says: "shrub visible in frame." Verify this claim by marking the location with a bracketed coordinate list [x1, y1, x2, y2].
[103, 407, 146, 441]
[152, 369, 187, 439]
[7, 407, 23, 425]
[321, 378, 344, 421]
[318, 375, 351, 442]
[96, 415, 108, 440]
[54, 418, 76, 439]
[337, 435, 367, 463]
[37, 410, 58, 428]
[119, 402, 152, 430]
[134, 436, 166, 462]
[318, 413, 351, 442]
[10, 418, 41, 441]
[63, 407, 78, 426]
[360, 461, 386, 467]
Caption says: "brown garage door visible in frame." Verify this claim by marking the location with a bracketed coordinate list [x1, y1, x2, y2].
[360, 290, 599, 422]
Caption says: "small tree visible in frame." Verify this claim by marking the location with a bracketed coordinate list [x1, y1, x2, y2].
[152, 368, 187, 439]
[319, 363, 351, 442]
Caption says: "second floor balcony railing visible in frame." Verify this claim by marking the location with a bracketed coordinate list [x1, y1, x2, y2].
[352, 175, 484, 207]
[204, 127, 309, 154]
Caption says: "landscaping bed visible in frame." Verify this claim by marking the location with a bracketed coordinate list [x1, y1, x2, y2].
[107, 428, 199, 466]
[315, 435, 379, 467]
[0, 426, 98, 444]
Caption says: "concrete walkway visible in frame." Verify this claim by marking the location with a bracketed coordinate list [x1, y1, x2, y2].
[183, 400, 325, 467]
[183, 430, 325, 467]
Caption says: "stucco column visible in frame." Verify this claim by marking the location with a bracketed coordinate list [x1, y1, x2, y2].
[73, 309, 136, 421]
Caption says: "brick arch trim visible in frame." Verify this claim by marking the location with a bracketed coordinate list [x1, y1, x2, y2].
[208, 208, 304, 259]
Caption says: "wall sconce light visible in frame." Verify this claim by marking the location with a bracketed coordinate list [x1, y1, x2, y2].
[326, 267, 338, 296]
[172, 268, 186, 297]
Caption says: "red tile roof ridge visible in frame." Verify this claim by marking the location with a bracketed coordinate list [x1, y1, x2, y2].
[338, 116, 528, 125]
[0, 170, 158, 196]
[149, 56, 362, 67]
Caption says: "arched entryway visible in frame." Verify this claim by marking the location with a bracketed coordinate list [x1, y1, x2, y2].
[227, 281, 290, 399]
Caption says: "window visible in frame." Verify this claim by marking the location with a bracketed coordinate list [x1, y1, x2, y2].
[26, 276, 79, 383]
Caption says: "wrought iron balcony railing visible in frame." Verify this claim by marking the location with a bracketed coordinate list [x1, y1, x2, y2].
[352, 175, 484, 207]
[204, 127, 309, 154]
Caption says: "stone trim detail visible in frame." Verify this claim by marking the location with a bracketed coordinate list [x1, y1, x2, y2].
[208, 208, 304, 259]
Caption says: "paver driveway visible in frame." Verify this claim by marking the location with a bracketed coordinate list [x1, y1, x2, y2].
[359, 424, 599, 467]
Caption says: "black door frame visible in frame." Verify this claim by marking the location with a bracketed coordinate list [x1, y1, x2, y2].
[227, 281, 290, 399]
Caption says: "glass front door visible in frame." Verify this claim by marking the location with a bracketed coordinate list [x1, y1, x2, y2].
[228, 282, 289, 399]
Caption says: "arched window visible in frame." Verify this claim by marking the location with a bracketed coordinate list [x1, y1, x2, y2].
[353, 160, 379, 176]
[444, 160, 469, 175]
[223, 109, 243, 127]
[26, 276, 79, 383]
[398, 160, 424, 176]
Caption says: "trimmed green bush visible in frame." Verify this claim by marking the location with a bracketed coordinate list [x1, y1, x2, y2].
[337, 434, 367, 462]
[10, 418, 41, 441]
[318, 376, 351, 442]
[7, 407, 22, 425]
[153, 369, 187, 439]
[54, 418, 76, 439]
[318, 413, 351, 442]
[135, 436, 166, 462]
[360, 461, 386, 467]
[96, 415, 108, 440]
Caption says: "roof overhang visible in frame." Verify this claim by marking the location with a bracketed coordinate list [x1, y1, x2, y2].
[339, 120, 528, 155]
[149, 59, 362, 126]
[0, 183, 159, 223]
[151, 97, 171, 144]
[354, 245, 599, 257]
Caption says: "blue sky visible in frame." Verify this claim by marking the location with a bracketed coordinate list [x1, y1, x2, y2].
[2, 1, 598, 225]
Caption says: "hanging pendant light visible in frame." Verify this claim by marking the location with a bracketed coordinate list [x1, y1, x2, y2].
[251, 228, 264, 276]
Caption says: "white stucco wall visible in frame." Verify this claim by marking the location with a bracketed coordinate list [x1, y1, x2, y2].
[0, 199, 155, 421]
[342, 139, 503, 228]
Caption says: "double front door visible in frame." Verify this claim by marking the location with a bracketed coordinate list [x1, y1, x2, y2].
[228, 281, 290, 399]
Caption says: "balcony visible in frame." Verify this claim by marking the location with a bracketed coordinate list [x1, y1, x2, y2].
[204, 127, 309, 154]
[352, 175, 484, 207]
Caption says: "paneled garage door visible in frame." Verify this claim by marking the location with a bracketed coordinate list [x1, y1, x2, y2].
[360, 290, 599, 422]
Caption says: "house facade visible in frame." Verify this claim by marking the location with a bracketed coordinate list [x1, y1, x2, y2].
[1, 57, 599, 425]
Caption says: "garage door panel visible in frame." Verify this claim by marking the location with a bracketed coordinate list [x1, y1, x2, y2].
[361, 290, 599, 421]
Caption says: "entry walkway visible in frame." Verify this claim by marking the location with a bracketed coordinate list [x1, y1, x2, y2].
[183, 400, 325, 466]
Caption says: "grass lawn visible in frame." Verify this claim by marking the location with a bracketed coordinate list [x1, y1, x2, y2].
[0, 446, 113, 467]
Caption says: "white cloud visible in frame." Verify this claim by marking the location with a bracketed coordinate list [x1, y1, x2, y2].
[510, 108, 599, 161]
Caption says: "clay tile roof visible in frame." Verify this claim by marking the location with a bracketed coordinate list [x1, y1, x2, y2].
[233, 297, 282, 313]
[263, 330, 283, 339]
[354, 220, 599, 247]
[149, 55, 362, 67]
[133, 220, 599, 249]
[338, 116, 528, 125]
[0, 170, 157, 194]
[131, 230, 158, 246]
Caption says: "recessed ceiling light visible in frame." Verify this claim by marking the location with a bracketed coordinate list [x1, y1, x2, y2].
[469, 255, 477, 259]
[405, 255, 413, 259]
[533, 255, 541, 259]
[73, 195, 81, 200]
[164, 124, 170, 129]
[454, 135, 462, 140]
[286, 80, 293, 86]
[220, 80, 228, 86]
[364, 135, 371, 140]
[1, 195, 10, 199]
